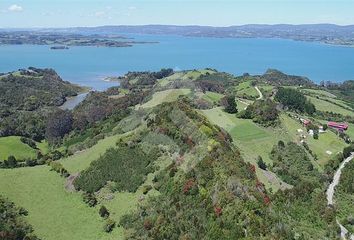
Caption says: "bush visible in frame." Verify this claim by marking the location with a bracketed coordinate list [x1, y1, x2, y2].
[82, 193, 97, 207]
[343, 145, 354, 159]
[238, 99, 278, 125]
[142, 185, 153, 195]
[313, 132, 319, 140]
[99, 205, 110, 219]
[103, 219, 116, 233]
[5, 155, 17, 168]
[49, 161, 69, 177]
[257, 156, 267, 170]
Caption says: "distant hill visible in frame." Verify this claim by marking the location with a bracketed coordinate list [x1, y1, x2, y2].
[3, 24, 354, 46]
[45, 24, 354, 46]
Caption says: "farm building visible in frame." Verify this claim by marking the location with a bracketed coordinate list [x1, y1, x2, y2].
[300, 118, 311, 126]
[328, 122, 349, 131]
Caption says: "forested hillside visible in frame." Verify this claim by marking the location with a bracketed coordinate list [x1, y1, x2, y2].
[0, 68, 83, 140]
[1, 68, 353, 239]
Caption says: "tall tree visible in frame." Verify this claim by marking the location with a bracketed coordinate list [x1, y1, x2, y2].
[221, 95, 238, 114]
[45, 109, 73, 145]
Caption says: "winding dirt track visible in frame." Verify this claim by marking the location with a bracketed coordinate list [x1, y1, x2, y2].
[326, 153, 354, 240]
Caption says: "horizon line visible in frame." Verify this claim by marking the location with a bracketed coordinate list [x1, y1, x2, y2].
[1, 23, 354, 29]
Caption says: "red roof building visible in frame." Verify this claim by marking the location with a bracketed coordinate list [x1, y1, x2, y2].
[328, 122, 349, 131]
[303, 120, 311, 126]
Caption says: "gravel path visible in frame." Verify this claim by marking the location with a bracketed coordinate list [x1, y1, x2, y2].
[326, 153, 354, 240]
[255, 86, 263, 100]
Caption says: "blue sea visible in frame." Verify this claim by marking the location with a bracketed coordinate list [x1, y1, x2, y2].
[1, 34, 354, 90]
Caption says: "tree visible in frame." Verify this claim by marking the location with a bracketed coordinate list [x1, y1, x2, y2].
[6, 155, 17, 168]
[278, 140, 285, 149]
[313, 132, 319, 140]
[45, 109, 73, 145]
[99, 205, 110, 219]
[221, 95, 238, 114]
[343, 145, 354, 159]
[304, 101, 316, 115]
[257, 156, 267, 170]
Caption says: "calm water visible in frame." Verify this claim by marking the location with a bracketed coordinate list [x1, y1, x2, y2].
[1, 34, 354, 90]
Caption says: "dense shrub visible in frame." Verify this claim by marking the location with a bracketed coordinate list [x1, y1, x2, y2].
[74, 145, 159, 193]
[338, 160, 354, 194]
[82, 193, 97, 207]
[20, 137, 37, 149]
[270, 142, 319, 185]
[220, 95, 238, 114]
[343, 145, 354, 159]
[275, 88, 316, 114]
[238, 99, 279, 125]
[45, 110, 73, 145]
[0, 68, 81, 140]
[0, 195, 39, 239]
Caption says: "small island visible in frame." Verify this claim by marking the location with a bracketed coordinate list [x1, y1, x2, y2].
[50, 46, 69, 50]
[0, 32, 158, 48]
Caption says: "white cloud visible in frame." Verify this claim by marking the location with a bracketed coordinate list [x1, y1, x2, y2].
[8, 4, 23, 12]
[128, 6, 137, 10]
[95, 11, 105, 17]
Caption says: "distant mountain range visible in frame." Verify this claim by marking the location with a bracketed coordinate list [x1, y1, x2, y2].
[2, 24, 354, 46]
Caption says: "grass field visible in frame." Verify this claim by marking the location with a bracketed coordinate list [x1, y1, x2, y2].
[346, 123, 354, 140]
[60, 134, 121, 173]
[0, 136, 38, 161]
[202, 91, 224, 103]
[0, 130, 172, 240]
[182, 69, 215, 81]
[158, 72, 184, 87]
[138, 89, 191, 109]
[302, 88, 337, 98]
[202, 107, 291, 190]
[235, 81, 259, 98]
[0, 166, 122, 240]
[280, 114, 347, 167]
[257, 84, 274, 96]
[307, 96, 354, 117]
[202, 108, 349, 189]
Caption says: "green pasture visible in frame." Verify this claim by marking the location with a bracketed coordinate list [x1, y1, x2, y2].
[0, 166, 122, 240]
[235, 81, 259, 98]
[307, 96, 354, 117]
[138, 89, 191, 109]
[0, 136, 37, 161]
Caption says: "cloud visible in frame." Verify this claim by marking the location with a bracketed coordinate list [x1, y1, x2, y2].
[95, 11, 106, 17]
[128, 6, 137, 10]
[8, 4, 23, 12]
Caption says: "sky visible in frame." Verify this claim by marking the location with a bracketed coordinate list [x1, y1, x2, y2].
[0, 0, 354, 28]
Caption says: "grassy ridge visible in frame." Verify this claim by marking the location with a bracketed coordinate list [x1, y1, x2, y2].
[60, 134, 121, 173]
[0, 136, 37, 160]
[138, 89, 191, 109]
